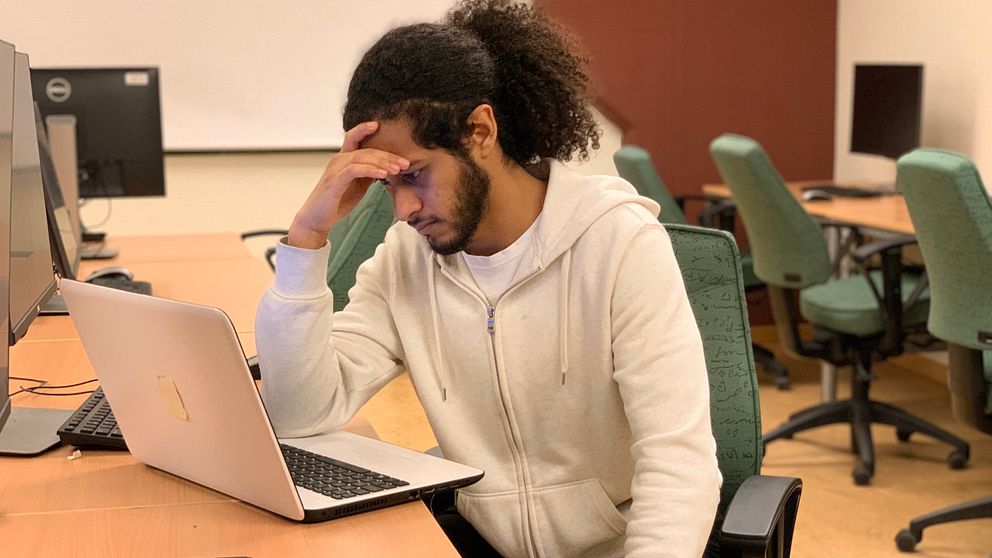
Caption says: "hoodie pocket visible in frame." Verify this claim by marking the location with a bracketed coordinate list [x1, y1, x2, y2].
[531, 478, 627, 557]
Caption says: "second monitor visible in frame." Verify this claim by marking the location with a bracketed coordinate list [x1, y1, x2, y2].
[31, 67, 165, 199]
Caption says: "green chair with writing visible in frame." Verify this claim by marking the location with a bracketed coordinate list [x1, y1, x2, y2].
[324, 181, 395, 311]
[615, 145, 791, 389]
[710, 133, 969, 485]
[893, 149, 992, 551]
[666, 224, 801, 557]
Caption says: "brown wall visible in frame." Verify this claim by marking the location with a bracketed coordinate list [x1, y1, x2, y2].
[538, 0, 837, 197]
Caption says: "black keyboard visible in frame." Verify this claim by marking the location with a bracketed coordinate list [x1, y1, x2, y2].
[87, 276, 153, 295]
[57, 387, 128, 450]
[280, 444, 409, 499]
[802, 184, 893, 198]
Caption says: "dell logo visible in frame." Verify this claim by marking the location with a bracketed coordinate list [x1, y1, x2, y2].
[46, 77, 71, 103]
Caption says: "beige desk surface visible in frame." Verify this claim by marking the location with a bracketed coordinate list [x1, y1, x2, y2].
[702, 180, 915, 235]
[3, 232, 458, 557]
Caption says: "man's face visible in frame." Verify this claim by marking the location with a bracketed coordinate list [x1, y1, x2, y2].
[361, 118, 491, 255]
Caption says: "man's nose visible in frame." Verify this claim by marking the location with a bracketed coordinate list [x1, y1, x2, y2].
[392, 185, 422, 222]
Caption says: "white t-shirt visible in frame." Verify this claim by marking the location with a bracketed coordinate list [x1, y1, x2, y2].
[461, 215, 542, 304]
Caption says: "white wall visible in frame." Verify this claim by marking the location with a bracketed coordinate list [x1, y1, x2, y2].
[835, 0, 992, 186]
[81, 108, 621, 258]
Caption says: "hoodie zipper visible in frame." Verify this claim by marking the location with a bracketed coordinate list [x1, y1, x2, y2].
[439, 263, 546, 557]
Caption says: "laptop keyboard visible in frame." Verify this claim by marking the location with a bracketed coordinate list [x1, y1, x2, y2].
[57, 387, 128, 450]
[280, 444, 409, 499]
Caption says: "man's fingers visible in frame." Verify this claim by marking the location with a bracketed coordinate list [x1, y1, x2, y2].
[341, 121, 380, 152]
[344, 149, 410, 174]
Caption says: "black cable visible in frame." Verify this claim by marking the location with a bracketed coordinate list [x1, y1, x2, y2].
[9, 377, 98, 397]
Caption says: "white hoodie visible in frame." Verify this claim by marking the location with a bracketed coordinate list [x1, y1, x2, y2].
[256, 161, 721, 557]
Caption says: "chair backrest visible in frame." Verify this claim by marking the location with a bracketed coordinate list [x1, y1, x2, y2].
[897, 149, 992, 426]
[709, 134, 831, 289]
[666, 224, 762, 515]
[326, 181, 395, 312]
[613, 145, 687, 224]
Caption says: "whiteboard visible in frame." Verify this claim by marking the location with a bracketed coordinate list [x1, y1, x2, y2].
[1, 0, 456, 151]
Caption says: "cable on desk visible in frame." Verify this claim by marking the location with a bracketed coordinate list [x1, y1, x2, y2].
[9, 377, 98, 397]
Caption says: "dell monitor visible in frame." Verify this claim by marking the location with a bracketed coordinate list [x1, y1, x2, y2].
[0, 51, 73, 456]
[31, 67, 164, 199]
[0, 40, 14, 437]
[850, 64, 923, 160]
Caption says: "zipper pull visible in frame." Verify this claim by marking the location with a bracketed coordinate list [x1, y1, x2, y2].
[487, 306, 496, 335]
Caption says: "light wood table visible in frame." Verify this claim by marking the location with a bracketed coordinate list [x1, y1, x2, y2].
[702, 180, 915, 235]
[2, 233, 458, 558]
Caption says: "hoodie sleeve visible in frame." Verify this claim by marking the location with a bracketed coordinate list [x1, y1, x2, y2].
[254, 235, 406, 438]
[611, 223, 722, 558]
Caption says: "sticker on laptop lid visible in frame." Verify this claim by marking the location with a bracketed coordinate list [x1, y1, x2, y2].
[124, 71, 150, 86]
[156, 375, 189, 421]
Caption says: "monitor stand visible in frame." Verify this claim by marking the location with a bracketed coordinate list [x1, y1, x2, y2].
[0, 406, 74, 456]
[39, 292, 69, 315]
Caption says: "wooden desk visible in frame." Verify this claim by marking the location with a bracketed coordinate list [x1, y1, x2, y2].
[2, 233, 458, 557]
[702, 180, 915, 235]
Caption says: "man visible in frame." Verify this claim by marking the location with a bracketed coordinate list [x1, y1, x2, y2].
[256, 1, 721, 556]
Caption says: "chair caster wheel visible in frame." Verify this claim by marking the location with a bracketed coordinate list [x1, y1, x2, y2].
[948, 449, 968, 469]
[895, 528, 919, 552]
[896, 428, 912, 442]
[775, 376, 790, 390]
[853, 465, 872, 485]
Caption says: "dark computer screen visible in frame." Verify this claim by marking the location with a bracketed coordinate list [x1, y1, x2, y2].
[36, 102, 80, 280]
[850, 64, 923, 159]
[10, 52, 57, 345]
[30, 67, 164, 198]
[0, 40, 15, 434]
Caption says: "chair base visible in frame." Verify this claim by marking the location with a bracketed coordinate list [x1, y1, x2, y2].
[895, 496, 992, 552]
[752, 343, 790, 390]
[763, 394, 970, 485]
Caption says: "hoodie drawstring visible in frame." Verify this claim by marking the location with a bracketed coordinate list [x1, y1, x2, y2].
[428, 258, 448, 401]
[559, 249, 571, 385]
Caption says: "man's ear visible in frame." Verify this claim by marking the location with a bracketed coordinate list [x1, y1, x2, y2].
[465, 104, 498, 158]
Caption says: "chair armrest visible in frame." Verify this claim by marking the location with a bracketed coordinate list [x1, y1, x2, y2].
[698, 200, 738, 230]
[720, 475, 802, 558]
[241, 229, 289, 271]
[851, 234, 917, 263]
[240, 228, 289, 240]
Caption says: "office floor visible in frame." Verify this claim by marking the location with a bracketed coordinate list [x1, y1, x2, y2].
[358, 326, 992, 557]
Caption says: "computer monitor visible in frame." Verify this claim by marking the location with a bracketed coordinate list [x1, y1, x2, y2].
[31, 67, 164, 199]
[850, 64, 923, 159]
[10, 54, 57, 345]
[37, 103, 80, 280]
[0, 40, 14, 436]
[0, 51, 74, 456]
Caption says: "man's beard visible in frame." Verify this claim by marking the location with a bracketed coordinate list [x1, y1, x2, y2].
[428, 155, 491, 255]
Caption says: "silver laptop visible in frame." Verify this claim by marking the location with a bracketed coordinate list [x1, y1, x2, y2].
[59, 278, 483, 522]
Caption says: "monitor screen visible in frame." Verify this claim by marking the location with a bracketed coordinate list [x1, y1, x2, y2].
[36, 102, 79, 280]
[850, 64, 923, 159]
[10, 52, 56, 345]
[31, 67, 164, 198]
[0, 40, 15, 434]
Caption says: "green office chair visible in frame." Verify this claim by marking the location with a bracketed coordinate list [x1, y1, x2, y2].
[425, 224, 802, 556]
[241, 181, 395, 312]
[324, 181, 395, 311]
[667, 224, 801, 556]
[615, 145, 791, 389]
[710, 134, 969, 485]
[892, 149, 992, 551]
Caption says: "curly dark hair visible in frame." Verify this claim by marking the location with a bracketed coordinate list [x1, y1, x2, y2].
[343, 0, 600, 166]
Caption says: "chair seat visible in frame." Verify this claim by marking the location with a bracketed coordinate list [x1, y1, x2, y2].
[799, 271, 930, 337]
